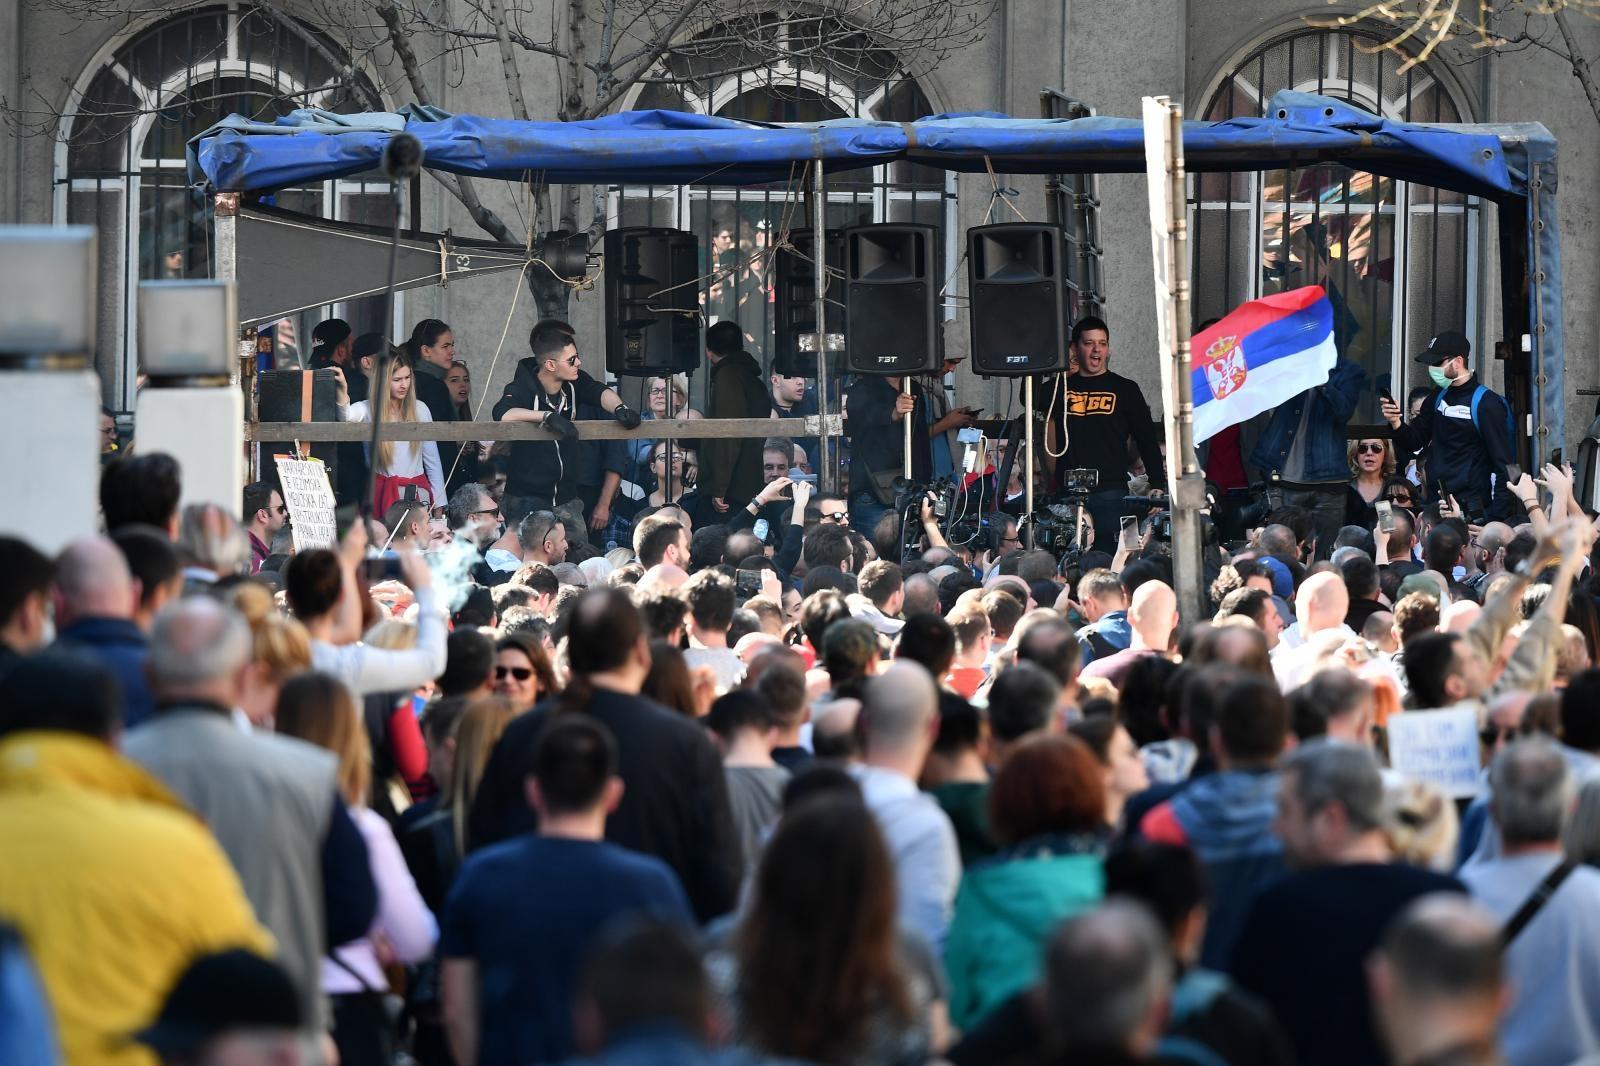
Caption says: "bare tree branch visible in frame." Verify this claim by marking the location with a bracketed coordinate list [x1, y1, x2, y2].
[1552, 4, 1600, 123]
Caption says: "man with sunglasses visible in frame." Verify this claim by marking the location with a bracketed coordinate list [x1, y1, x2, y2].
[494, 323, 641, 531]
[241, 482, 287, 574]
[1383, 331, 1516, 521]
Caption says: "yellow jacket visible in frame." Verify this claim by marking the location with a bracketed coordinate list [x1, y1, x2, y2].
[0, 732, 273, 1066]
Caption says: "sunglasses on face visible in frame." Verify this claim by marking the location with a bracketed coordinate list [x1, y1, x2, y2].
[275, 505, 288, 515]
[496, 665, 533, 682]
[1357, 443, 1385, 455]
[471, 506, 501, 518]
[821, 511, 848, 523]
[1387, 492, 1412, 504]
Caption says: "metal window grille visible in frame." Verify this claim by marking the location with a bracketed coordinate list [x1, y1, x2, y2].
[56, 2, 388, 412]
[1189, 27, 1478, 424]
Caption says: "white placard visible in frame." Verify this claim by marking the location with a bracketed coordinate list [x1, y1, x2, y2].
[273, 455, 338, 551]
[1386, 708, 1482, 798]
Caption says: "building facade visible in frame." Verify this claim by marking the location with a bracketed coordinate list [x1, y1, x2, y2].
[3, 0, 1595, 452]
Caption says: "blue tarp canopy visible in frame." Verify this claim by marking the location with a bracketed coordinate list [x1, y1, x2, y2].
[190, 91, 1564, 459]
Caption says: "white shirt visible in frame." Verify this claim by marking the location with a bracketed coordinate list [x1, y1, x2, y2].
[849, 764, 961, 952]
[344, 399, 447, 509]
[310, 586, 449, 696]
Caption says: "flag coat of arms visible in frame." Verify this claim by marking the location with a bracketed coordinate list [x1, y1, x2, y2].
[1191, 286, 1337, 443]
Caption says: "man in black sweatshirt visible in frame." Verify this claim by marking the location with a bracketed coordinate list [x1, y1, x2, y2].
[1383, 330, 1516, 521]
[1045, 316, 1166, 552]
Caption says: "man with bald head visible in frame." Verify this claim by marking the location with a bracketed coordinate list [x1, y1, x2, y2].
[124, 598, 377, 1053]
[1080, 579, 1178, 686]
[53, 536, 154, 727]
[1272, 570, 1353, 690]
[1368, 895, 1508, 1066]
[851, 660, 960, 950]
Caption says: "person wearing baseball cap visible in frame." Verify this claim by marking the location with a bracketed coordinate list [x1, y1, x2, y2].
[131, 950, 305, 1066]
[1381, 330, 1517, 521]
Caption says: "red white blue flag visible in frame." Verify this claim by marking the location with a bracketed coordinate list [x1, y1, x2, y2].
[1191, 285, 1337, 443]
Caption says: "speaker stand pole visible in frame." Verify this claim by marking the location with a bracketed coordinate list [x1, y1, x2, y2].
[810, 161, 833, 494]
[1024, 374, 1036, 549]
[902, 377, 914, 484]
[665, 381, 675, 503]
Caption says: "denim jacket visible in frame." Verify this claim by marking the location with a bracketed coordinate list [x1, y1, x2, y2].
[1247, 358, 1367, 483]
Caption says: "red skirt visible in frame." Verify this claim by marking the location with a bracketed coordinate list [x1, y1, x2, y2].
[372, 472, 435, 517]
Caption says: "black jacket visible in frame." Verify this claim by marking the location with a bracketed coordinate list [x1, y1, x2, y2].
[412, 359, 462, 499]
[1391, 375, 1515, 519]
[492, 362, 611, 500]
[700, 350, 769, 503]
[845, 376, 931, 496]
[466, 686, 742, 923]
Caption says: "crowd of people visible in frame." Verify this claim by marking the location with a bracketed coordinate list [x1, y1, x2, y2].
[7, 306, 1600, 1066]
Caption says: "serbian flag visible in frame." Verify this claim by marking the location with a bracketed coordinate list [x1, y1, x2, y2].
[1191, 285, 1337, 443]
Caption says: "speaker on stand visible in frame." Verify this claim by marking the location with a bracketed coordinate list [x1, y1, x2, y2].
[967, 223, 1069, 377]
[604, 227, 701, 377]
[844, 223, 941, 377]
[966, 223, 1072, 548]
[772, 229, 845, 379]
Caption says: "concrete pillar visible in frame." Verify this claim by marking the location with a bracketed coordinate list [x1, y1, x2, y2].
[135, 387, 245, 513]
[0, 371, 102, 552]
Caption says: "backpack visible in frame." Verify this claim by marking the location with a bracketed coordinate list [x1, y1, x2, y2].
[1437, 385, 1514, 441]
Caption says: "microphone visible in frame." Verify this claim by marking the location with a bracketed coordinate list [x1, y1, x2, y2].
[382, 132, 424, 181]
[363, 131, 424, 518]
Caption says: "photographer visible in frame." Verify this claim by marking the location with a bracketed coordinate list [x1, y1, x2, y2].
[1381, 331, 1516, 521]
[846, 375, 967, 537]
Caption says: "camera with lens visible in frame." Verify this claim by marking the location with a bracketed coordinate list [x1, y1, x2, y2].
[1236, 473, 1285, 531]
[1061, 467, 1100, 497]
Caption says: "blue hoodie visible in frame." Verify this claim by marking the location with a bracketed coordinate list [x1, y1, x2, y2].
[1169, 769, 1284, 970]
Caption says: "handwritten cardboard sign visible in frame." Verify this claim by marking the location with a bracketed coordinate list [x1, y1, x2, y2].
[273, 455, 338, 552]
[1386, 708, 1482, 798]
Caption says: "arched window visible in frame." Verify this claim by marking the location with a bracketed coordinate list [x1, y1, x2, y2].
[611, 39, 956, 365]
[58, 3, 386, 408]
[1191, 27, 1478, 421]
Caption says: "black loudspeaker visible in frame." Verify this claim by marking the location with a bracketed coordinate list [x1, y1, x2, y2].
[967, 223, 1069, 377]
[604, 227, 701, 376]
[772, 229, 844, 378]
[844, 224, 940, 376]
[258, 367, 341, 491]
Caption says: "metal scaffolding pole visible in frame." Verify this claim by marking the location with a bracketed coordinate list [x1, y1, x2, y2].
[810, 161, 834, 493]
[1142, 96, 1206, 625]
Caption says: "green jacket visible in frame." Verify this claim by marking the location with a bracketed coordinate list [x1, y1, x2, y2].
[944, 840, 1105, 1030]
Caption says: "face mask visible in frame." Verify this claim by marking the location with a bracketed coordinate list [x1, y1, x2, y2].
[1428, 365, 1453, 389]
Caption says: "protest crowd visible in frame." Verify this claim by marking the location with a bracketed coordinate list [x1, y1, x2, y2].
[9, 310, 1600, 1066]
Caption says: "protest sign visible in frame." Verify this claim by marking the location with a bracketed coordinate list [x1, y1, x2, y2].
[1386, 708, 1481, 798]
[273, 455, 338, 552]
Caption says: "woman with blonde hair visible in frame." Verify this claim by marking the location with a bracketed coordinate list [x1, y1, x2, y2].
[275, 672, 437, 1066]
[343, 357, 446, 515]
[230, 582, 312, 729]
[1346, 437, 1396, 528]
[1381, 777, 1459, 873]
[359, 618, 431, 802]
[445, 696, 518, 859]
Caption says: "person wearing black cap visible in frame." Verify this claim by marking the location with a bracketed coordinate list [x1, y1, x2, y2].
[309, 319, 353, 369]
[132, 949, 304, 1066]
[1382, 330, 1516, 520]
